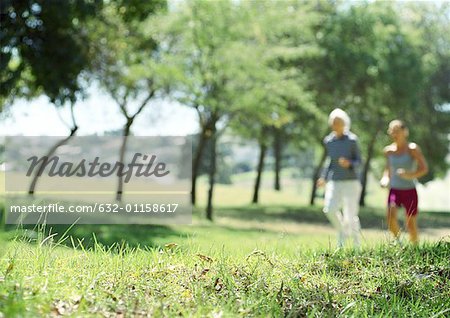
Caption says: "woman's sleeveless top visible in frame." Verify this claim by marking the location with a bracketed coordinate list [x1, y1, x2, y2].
[388, 151, 416, 189]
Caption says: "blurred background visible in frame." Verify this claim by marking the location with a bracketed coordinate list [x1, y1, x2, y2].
[1, 0, 449, 231]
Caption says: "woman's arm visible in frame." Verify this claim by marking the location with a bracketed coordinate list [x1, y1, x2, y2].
[398, 143, 428, 180]
[380, 146, 390, 188]
[351, 138, 362, 169]
[338, 137, 361, 169]
[317, 157, 331, 187]
[317, 139, 330, 187]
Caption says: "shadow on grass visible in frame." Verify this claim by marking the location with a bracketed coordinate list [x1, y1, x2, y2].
[214, 205, 450, 229]
[2, 222, 187, 250]
[1, 201, 449, 249]
[0, 199, 188, 250]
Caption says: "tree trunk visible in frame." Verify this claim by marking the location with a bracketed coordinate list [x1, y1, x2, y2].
[28, 126, 79, 196]
[273, 127, 282, 191]
[309, 146, 327, 206]
[116, 120, 132, 202]
[114, 89, 154, 202]
[191, 129, 208, 206]
[0, 206, 4, 230]
[1, 192, 7, 229]
[252, 139, 267, 204]
[359, 128, 381, 207]
[206, 125, 217, 221]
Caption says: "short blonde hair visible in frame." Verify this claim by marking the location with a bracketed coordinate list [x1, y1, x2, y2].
[388, 119, 406, 130]
[388, 119, 409, 136]
[328, 108, 351, 131]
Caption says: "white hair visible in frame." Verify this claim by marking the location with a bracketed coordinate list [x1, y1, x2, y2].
[328, 108, 351, 131]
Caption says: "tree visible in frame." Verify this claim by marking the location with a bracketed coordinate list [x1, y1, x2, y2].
[232, 0, 323, 203]
[28, 103, 79, 195]
[306, 2, 443, 206]
[397, 1, 450, 182]
[0, 0, 102, 110]
[88, 0, 167, 201]
[1, 0, 101, 195]
[155, 0, 261, 218]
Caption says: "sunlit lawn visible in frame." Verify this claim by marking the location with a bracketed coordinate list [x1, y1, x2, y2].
[1, 215, 449, 317]
[0, 171, 449, 317]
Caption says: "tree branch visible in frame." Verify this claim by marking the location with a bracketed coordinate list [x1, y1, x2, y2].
[131, 89, 155, 119]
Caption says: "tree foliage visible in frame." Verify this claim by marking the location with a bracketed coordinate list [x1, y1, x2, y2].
[0, 0, 102, 109]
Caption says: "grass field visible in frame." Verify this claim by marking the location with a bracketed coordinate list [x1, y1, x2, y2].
[1, 169, 449, 210]
[1, 201, 450, 317]
[0, 172, 449, 317]
[1, 233, 449, 317]
[196, 170, 450, 212]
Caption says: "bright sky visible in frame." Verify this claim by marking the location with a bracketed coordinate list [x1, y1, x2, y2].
[0, 83, 199, 137]
[1, 0, 447, 137]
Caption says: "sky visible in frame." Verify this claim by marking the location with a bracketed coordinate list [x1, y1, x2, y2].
[1, 0, 448, 137]
[0, 84, 199, 137]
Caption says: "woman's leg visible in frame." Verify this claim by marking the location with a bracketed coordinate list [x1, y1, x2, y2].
[326, 211, 345, 247]
[406, 215, 418, 244]
[387, 205, 401, 239]
[323, 181, 345, 247]
[404, 189, 419, 244]
[342, 181, 361, 248]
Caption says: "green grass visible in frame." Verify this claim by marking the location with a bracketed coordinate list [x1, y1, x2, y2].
[196, 171, 450, 211]
[2, 170, 449, 210]
[1, 172, 449, 317]
[0, 232, 449, 317]
[1, 202, 450, 317]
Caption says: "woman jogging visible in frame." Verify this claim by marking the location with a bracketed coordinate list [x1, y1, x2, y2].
[317, 108, 362, 248]
[380, 120, 428, 244]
